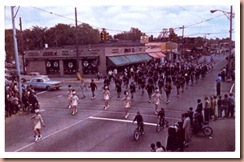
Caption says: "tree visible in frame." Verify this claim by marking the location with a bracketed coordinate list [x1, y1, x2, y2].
[76, 23, 100, 45]
[5, 29, 15, 62]
[168, 30, 178, 42]
[114, 27, 145, 41]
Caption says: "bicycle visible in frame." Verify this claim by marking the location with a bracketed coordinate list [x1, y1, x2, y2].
[193, 122, 213, 137]
[156, 118, 169, 132]
[133, 123, 144, 141]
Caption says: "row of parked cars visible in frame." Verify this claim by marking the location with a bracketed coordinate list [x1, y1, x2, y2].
[5, 69, 62, 91]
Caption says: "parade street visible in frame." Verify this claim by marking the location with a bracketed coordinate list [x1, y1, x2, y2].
[5, 54, 235, 153]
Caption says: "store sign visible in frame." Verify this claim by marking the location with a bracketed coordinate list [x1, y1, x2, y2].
[111, 49, 119, 54]
[28, 52, 40, 57]
[62, 51, 69, 56]
[43, 51, 57, 57]
[161, 43, 167, 52]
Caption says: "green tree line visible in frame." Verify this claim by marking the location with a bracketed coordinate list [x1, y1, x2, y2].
[5, 23, 145, 62]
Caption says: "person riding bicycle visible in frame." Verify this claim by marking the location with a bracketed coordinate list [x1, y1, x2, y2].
[192, 109, 204, 134]
[133, 111, 144, 134]
[158, 108, 165, 127]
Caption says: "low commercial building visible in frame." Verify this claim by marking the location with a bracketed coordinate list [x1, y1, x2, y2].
[24, 41, 153, 76]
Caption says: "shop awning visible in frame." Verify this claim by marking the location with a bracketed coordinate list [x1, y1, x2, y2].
[136, 53, 152, 61]
[125, 54, 141, 63]
[108, 55, 130, 66]
[148, 52, 166, 58]
[108, 53, 152, 66]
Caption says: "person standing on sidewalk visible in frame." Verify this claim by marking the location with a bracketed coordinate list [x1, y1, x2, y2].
[31, 109, 45, 142]
[29, 91, 39, 113]
[182, 113, 191, 147]
[196, 99, 203, 115]
[228, 93, 235, 118]
[222, 94, 229, 118]
[217, 95, 223, 119]
[216, 73, 222, 96]
[89, 79, 97, 100]
[212, 96, 218, 120]
[204, 96, 211, 122]
[155, 141, 166, 152]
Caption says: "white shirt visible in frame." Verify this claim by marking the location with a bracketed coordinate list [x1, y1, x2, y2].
[71, 95, 79, 106]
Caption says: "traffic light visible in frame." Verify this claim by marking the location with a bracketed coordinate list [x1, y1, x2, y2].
[105, 32, 109, 40]
[100, 31, 105, 41]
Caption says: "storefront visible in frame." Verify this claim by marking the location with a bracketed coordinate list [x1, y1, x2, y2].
[81, 56, 99, 75]
[45, 60, 60, 75]
[24, 41, 150, 76]
[63, 59, 77, 74]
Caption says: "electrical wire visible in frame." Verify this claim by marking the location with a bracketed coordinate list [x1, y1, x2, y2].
[30, 6, 230, 37]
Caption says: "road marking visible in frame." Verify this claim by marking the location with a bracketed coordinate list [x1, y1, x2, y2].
[89, 116, 157, 126]
[230, 83, 235, 93]
[14, 116, 90, 152]
[36, 91, 47, 95]
[13, 110, 105, 152]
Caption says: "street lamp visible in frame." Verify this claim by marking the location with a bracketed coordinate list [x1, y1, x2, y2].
[210, 6, 234, 78]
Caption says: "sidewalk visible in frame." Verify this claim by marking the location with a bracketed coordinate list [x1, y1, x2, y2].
[184, 117, 236, 152]
[49, 76, 103, 84]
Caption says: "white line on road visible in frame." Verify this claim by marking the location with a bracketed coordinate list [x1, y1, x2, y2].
[89, 116, 157, 126]
[230, 83, 235, 93]
[14, 115, 91, 152]
[13, 110, 105, 152]
[36, 91, 47, 95]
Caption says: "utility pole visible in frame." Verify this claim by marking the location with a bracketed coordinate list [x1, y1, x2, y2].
[11, 6, 22, 101]
[181, 25, 184, 60]
[228, 5, 233, 78]
[181, 25, 184, 37]
[19, 17, 25, 74]
[75, 7, 79, 73]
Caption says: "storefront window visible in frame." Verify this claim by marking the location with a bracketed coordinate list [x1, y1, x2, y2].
[63, 59, 77, 74]
[46, 60, 60, 75]
[82, 57, 98, 75]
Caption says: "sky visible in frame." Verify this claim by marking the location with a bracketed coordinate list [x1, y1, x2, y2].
[3, 0, 239, 40]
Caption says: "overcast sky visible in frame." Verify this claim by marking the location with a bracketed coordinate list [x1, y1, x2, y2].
[3, 0, 239, 40]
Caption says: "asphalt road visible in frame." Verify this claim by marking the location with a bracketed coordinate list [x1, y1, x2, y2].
[5, 54, 237, 157]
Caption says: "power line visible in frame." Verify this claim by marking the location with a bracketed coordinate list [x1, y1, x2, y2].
[176, 5, 205, 20]
[186, 31, 230, 37]
[30, 6, 229, 37]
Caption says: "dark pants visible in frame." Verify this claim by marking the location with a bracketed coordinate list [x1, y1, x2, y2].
[228, 105, 235, 117]
[216, 82, 221, 96]
[137, 122, 144, 133]
[218, 106, 223, 118]
[204, 108, 210, 122]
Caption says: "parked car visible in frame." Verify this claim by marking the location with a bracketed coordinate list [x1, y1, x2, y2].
[24, 77, 62, 90]
[20, 72, 48, 82]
